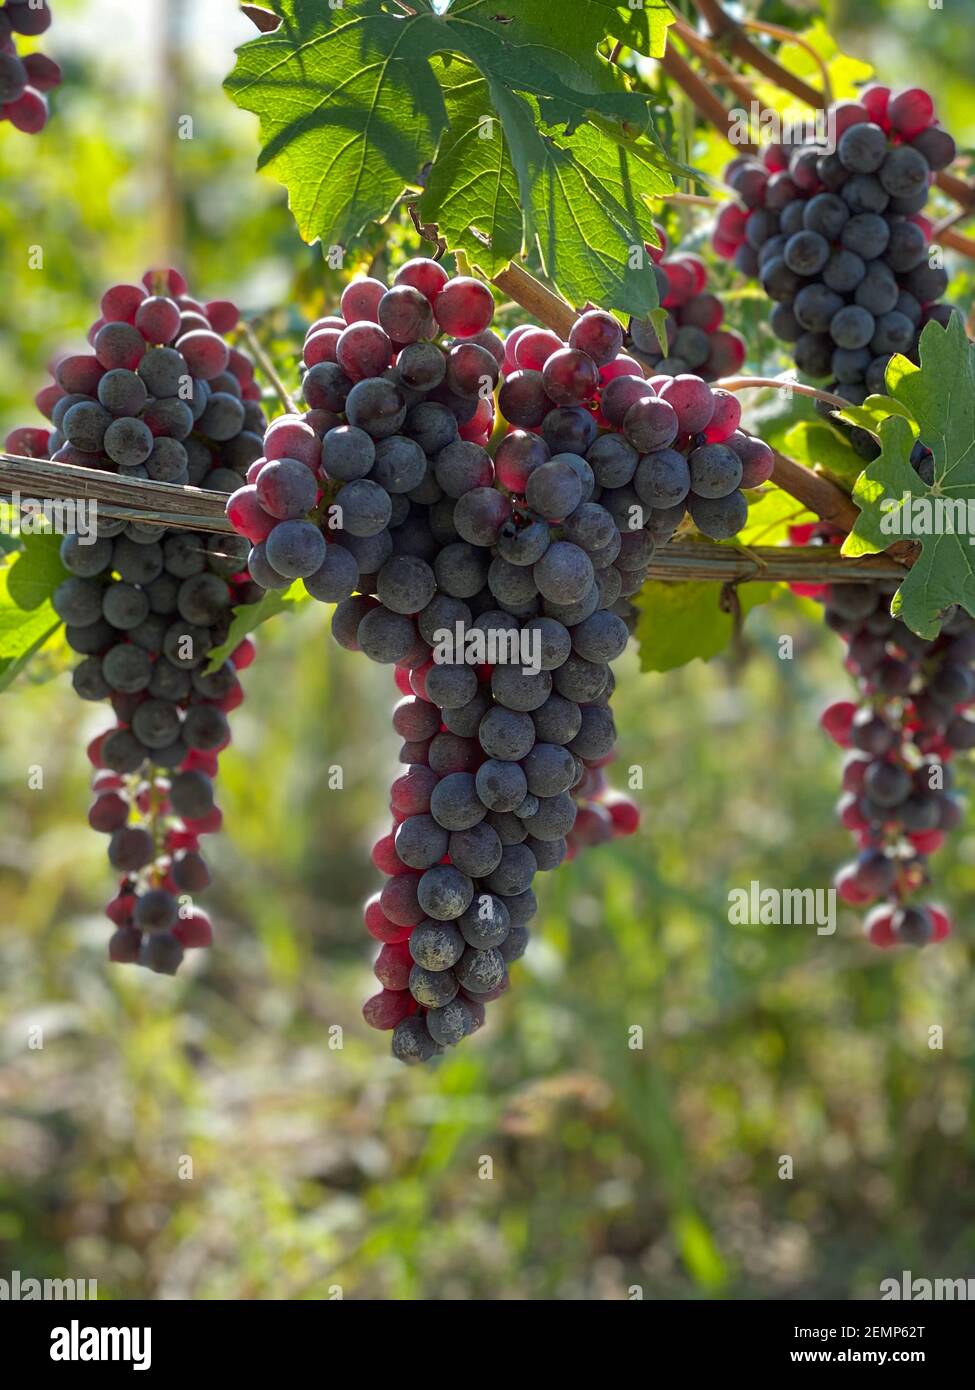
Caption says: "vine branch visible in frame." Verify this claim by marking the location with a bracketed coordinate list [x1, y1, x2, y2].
[687, 0, 826, 109]
[736, 17, 834, 107]
[669, 15, 758, 110]
[717, 376, 850, 411]
[660, 44, 755, 152]
[0, 454, 234, 532]
[0, 453, 904, 583]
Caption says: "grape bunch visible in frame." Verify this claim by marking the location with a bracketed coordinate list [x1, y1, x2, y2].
[0, 0, 60, 134]
[793, 524, 969, 948]
[227, 257, 750, 1059]
[628, 227, 747, 382]
[15, 267, 265, 489]
[496, 321, 768, 545]
[712, 86, 960, 439]
[6, 269, 267, 972]
[358, 662, 643, 1058]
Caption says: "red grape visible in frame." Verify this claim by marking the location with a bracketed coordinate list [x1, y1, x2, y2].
[205, 300, 240, 333]
[303, 327, 341, 366]
[701, 389, 741, 443]
[362, 988, 416, 1030]
[446, 341, 500, 398]
[657, 375, 715, 433]
[394, 257, 449, 302]
[55, 354, 105, 396]
[514, 326, 563, 372]
[336, 321, 393, 382]
[176, 329, 231, 380]
[378, 285, 435, 344]
[4, 87, 48, 133]
[888, 87, 935, 139]
[134, 296, 182, 345]
[264, 417, 321, 469]
[568, 310, 624, 367]
[94, 322, 146, 371]
[142, 267, 188, 297]
[498, 369, 549, 428]
[433, 277, 494, 337]
[341, 277, 386, 324]
[101, 284, 146, 324]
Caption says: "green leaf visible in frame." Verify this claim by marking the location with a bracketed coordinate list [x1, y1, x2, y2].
[836, 393, 917, 439]
[496, 90, 662, 313]
[418, 60, 522, 275]
[225, 4, 449, 249]
[737, 486, 815, 547]
[559, 115, 673, 236]
[443, 0, 673, 63]
[843, 317, 975, 637]
[634, 579, 774, 673]
[226, 0, 669, 313]
[0, 530, 67, 693]
[647, 307, 670, 357]
[884, 351, 917, 397]
[781, 419, 865, 489]
[205, 580, 309, 672]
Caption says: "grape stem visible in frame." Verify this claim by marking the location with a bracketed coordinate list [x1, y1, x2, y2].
[662, 191, 727, 207]
[735, 17, 834, 107]
[669, 16, 760, 111]
[686, 0, 826, 109]
[236, 319, 301, 416]
[490, 265, 578, 337]
[939, 227, 975, 261]
[716, 376, 850, 411]
[659, 44, 755, 153]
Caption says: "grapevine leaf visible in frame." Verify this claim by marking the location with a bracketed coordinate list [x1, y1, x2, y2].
[0, 530, 67, 693]
[225, 4, 450, 250]
[558, 116, 674, 238]
[0, 623, 63, 695]
[836, 393, 917, 439]
[205, 579, 308, 672]
[442, 0, 673, 62]
[440, 14, 656, 134]
[225, 0, 667, 312]
[648, 308, 669, 356]
[883, 351, 917, 398]
[843, 318, 975, 637]
[494, 89, 660, 313]
[634, 579, 774, 673]
[781, 420, 864, 488]
[418, 61, 522, 275]
[736, 486, 815, 547]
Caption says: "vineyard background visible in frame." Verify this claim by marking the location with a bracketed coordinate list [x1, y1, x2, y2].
[1, 0, 975, 1299]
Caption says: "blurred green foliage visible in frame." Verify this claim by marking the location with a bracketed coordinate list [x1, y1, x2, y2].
[1, 0, 974, 1302]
